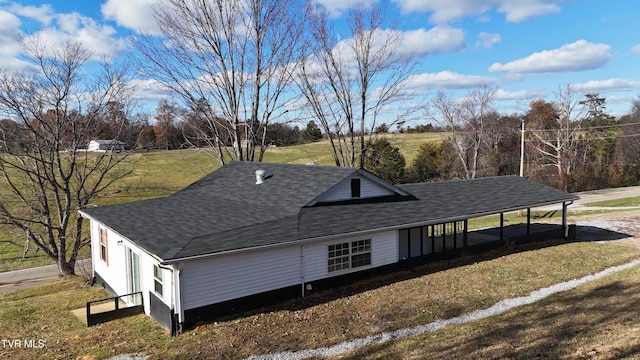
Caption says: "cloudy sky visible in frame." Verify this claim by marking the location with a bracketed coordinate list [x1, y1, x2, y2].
[1, 0, 639, 117]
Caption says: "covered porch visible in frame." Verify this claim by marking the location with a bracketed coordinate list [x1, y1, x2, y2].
[399, 204, 575, 260]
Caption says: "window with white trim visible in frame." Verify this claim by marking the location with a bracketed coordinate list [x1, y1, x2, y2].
[328, 239, 371, 272]
[99, 227, 108, 265]
[153, 265, 163, 297]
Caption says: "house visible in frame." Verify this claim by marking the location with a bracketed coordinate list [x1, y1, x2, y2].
[87, 139, 127, 152]
[78, 162, 578, 334]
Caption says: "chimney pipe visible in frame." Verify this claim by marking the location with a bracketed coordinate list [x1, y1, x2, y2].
[255, 169, 266, 184]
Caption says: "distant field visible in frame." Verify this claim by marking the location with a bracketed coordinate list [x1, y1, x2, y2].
[0, 132, 443, 271]
[263, 132, 444, 166]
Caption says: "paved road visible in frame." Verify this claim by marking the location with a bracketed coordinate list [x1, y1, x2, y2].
[533, 185, 640, 212]
[571, 185, 640, 206]
[0, 258, 92, 293]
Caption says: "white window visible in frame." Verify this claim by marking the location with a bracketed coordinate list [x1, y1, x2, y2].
[153, 265, 163, 297]
[99, 227, 108, 265]
[328, 239, 371, 272]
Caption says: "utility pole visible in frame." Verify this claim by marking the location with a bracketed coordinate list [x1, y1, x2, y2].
[519, 119, 525, 177]
[518, 119, 525, 217]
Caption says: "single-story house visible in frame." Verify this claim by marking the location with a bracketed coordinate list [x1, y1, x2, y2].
[87, 139, 127, 152]
[79, 162, 578, 334]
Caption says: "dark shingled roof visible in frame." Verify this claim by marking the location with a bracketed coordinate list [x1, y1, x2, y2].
[80, 162, 578, 262]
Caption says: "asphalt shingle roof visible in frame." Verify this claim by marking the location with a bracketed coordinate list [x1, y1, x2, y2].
[80, 162, 578, 262]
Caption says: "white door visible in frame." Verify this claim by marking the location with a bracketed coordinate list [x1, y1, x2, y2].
[126, 247, 141, 305]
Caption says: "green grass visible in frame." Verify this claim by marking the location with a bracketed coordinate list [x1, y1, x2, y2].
[261, 132, 444, 165]
[0, 239, 638, 359]
[0, 134, 442, 272]
[584, 196, 640, 207]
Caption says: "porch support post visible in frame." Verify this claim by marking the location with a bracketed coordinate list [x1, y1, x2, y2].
[463, 219, 468, 247]
[453, 221, 457, 249]
[526, 208, 531, 234]
[431, 225, 435, 253]
[562, 202, 569, 238]
[500, 213, 504, 241]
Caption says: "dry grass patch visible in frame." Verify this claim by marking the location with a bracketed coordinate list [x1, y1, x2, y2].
[1, 240, 638, 359]
[336, 260, 640, 360]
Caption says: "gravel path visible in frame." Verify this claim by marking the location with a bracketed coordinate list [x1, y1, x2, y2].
[246, 258, 640, 360]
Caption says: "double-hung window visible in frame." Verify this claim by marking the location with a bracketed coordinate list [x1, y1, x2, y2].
[328, 239, 371, 272]
[99, 227, 108, 265]
[153, 265, 163, 297]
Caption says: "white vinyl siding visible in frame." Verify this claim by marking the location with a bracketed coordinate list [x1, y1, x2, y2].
[179, 229, 398, 311]
[89, 219, 166, 316]
[303, 230, 398, 282]
[315, 176, 395, 203]
[180, 246, 301, 310]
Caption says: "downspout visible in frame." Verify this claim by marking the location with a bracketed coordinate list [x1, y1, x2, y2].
[175, 262, 184, 333]
[157, 263, 177, 335]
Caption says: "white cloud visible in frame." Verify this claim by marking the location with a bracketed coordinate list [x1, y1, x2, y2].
[575, 79, 640, 92]
[10, 3, 54, 25]
[489, 40, 611, 74]
[632, 44, 640, 54]
[23, 12, 129, 61]
[399, 26, 465, 55]
[494, 88, 544, 100]
[315, 0, 378, 17]
[496, 0, 560, 22]
[0, 10, 21, 56]
[102, 0, 161, 35]
[129, 79, 173, 103]
[395, 0, 562, 24]
[404, 71, 496, 89]
[476, 32, 501, 49]
[0, 10, 33, 71]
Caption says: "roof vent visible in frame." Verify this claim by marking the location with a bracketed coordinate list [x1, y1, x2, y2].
[255, 169, 266, 184]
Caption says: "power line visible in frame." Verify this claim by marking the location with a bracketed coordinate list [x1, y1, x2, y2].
[526, 132, 640, 142]
[524, 121, 640, 133]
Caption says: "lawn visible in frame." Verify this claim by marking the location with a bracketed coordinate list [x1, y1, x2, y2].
[337, 255, 640, 359]
[0, 133, 441, 272]
[1, 236, 639, 359]
[584, 196, 640, 207]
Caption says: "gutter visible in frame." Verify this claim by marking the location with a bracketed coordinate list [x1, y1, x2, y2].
[160, 197, 579, 265]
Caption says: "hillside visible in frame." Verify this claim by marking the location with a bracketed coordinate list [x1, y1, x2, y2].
[0, 132, 443, 271]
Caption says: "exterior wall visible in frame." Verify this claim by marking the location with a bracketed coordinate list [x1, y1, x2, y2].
[179, 229, 399, 312]
[89, 219, 170, 317]
[180, 245, 302, 311]
[302, 230, 398, 283]
[315, 176, 395, 203]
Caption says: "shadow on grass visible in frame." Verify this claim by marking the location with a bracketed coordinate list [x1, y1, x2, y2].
[190, 224, 633, 330]
[340, 278, 640, 359]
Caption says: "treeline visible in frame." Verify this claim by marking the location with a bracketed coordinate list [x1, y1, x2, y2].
[364, 90, 640, 193]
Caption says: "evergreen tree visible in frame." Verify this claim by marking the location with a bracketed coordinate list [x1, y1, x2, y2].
[363, 138, 406, 184]
[301, 121, 323, 142]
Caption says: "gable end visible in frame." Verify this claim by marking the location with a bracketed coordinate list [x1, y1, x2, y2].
[307, 169, 411, 206]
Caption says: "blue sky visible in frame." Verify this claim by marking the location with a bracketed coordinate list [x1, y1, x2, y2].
[1, 0, 639, 118]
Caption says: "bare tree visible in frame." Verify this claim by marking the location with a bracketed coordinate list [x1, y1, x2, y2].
[136, 0, 306, 165]
[0, 38, 135, 276]
[426, 86, 497, 179]
[525, 85, 586, 191]
[296, 3, 418, 167]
